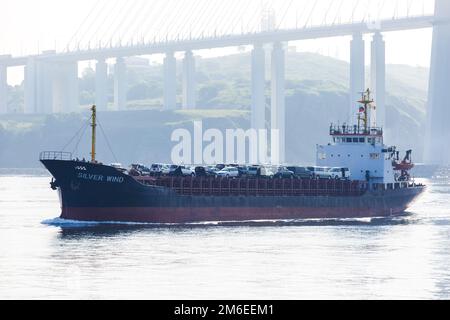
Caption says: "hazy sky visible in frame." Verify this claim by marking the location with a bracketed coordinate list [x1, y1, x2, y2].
[1, 0, 434, 85]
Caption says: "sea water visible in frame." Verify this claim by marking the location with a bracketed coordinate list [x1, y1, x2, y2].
[0, 171, 449, 299]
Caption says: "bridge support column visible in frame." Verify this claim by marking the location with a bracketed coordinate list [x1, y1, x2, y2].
[24, 58, 37, 114]
[270, 42, 286, 164]
[251, 44, 265, 131]
[182, 51, 196, 109]
[36, 61, 55, 114]
[95, 59, 108, 111]
[114, 57, 127, 111]
[25, 59, 55, 114]
[370, 31, 386, 128]
[425, 0, 450, 165]
[350, 33, 365, 120]
[0, 62, 6, 114]
[164, 52, 177, 110]
[52, 61, 78, 113]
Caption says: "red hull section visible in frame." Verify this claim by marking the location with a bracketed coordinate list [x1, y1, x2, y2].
[61, 206, 408, 224]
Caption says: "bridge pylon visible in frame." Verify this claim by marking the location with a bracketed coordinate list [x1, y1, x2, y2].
[0, 60, 7, 114]
[425, 0, 450, 165]
[95, 59, 108, 111]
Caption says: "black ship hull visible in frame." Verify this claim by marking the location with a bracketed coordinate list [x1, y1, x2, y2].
[41, 159, 425, 223]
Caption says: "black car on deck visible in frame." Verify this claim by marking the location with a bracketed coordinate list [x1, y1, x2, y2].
[273, 166, 295, 179]
[286, 166, 314, 179]
[195, 166, 218, 177]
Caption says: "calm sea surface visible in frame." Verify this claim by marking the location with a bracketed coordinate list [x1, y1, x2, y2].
[0, 172, 449, 299]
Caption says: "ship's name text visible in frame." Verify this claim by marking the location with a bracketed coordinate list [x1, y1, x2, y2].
[77, 172, 124, 183]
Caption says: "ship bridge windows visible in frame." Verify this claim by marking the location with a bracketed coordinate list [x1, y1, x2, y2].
[334, 136, 366, 143]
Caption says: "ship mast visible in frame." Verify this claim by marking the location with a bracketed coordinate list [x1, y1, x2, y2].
[91, 105, 97, 163]
[358, 89, 374, 131]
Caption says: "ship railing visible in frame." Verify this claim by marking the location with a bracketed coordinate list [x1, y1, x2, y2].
[329, 124, 383, 136]
[39, 151, 73, 161]
[372, 182, 419, 191]
[135, 176, 368, 197]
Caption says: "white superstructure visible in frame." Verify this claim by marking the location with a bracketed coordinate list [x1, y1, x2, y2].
[316, 89, 411, 185]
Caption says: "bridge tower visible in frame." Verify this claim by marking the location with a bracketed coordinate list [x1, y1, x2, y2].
[35, 58, 55, 114]
[52, 61, 79, 113]
[251, 44, 266, 131]
[114, 57, 127, 111]
[24, 58, 37, 114]
[25, 57, 78, 114]
[182, 50, 196, 109]
[370, 31, 386, 129]
[95, 59, 108, 111]
[164, 52, 177, 110]
[270, 42, 286, 164]
[425, 0, 450, 165]
[349, 33, 365, 121]
[0, 56, 8, 114]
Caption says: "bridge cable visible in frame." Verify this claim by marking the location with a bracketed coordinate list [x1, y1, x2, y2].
[92, 0, 133, 48]
[86, 0, 125, 48]
[195, 0, 227, 39]
[123, 0, 156, 44]
[143, 0, 177, 42]
[244, 0, 264, 33]
[276, 0, 295, 30]
[294, 0, 308, 29]
[162, 0, 192, 41]
[322, 0, 336, 26]
[304, 0, 319, 28]
[177, 0, 204, 40]
[121, 0, 156, 44]
[351, 0, 361, 23]
[203, 0, 233, 38]
[66, 1, 104, 51]
[105, 0, 147, 48]
[76, 0, 117, 49]
[187, 0, 216, 39]
[120, 0, 149, 44]
[226, 0, 252, 35]
[377, 0, 387, 21]
[74, 0, 112, 50]
[128, 0, 165, 44]
[220, 0, 244, 35]
[331, 0, 345, 25]
[158, 0, 184, 41]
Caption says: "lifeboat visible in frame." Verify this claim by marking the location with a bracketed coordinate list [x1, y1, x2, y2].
[393, 161, 414, 171]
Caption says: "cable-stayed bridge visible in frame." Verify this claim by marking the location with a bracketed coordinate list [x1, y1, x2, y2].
[0, 0, 449, 164]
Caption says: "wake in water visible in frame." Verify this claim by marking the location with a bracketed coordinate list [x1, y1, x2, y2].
[42, 213, 417, 229]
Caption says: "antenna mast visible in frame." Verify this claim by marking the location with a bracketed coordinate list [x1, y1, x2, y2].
[91, 105, 97, 163]
[358, 89, 374, 131]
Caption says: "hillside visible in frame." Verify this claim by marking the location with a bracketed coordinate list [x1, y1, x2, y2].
[0, 52, 429, 168]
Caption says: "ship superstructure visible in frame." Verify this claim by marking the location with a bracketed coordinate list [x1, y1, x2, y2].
[317, 89, 411, 185]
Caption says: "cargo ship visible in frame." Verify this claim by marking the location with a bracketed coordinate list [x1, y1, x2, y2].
[40, 90, 424, 223]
